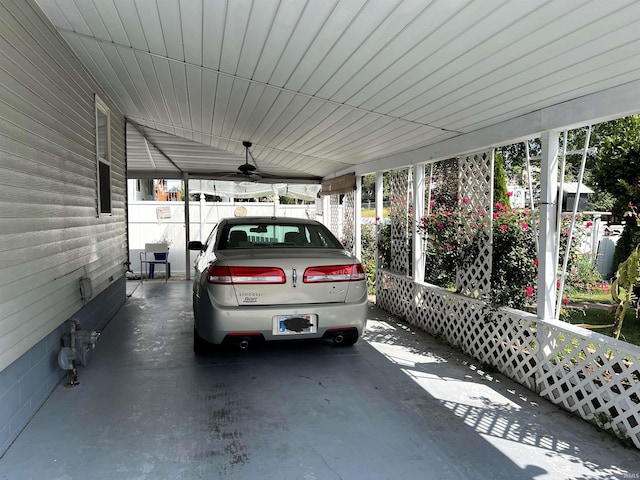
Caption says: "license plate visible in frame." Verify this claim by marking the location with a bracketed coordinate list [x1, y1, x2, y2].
[273, 315, 317, 335]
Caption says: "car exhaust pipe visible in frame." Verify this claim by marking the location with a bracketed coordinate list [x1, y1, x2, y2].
[334, 334, 345, 345]
[239, 339, 250, 350]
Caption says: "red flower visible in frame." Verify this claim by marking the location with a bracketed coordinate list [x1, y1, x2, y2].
[525, 286, 534, 297]
[585, 221, 593, 227]
[493, 212, 501, 218]
[500, 225, 508, 231]
[430, 201, 435, 207]
[534, 258, 539, 266]
[563, 297, 570, 305]
[520, 222, 529, 229]
[556, 281, 561, 288]
[507, 191, 513, 197]
[437, 224, 444, 230]
[463, 197, 469, 203]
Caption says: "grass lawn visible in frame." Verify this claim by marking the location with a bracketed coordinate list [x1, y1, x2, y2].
[569, 289, 614, 305]
[565, 303, 640, 346]
[361, 207, 390, 218]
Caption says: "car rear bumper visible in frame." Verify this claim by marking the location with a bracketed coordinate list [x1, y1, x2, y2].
[194, 295, 369, 345]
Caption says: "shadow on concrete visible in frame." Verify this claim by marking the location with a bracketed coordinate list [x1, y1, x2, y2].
[0, 281, 637, 479]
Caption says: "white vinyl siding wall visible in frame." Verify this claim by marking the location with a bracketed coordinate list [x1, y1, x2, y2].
[0, 0, 128, 373]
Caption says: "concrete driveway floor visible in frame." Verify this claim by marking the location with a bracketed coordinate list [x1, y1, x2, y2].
[1, 280, 638, 479]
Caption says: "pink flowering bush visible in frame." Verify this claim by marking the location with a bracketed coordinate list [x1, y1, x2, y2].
[481, 203, 538, 308]
[419, 197, 600, 310]
[419, 198, 538, 309]
[418, 206, 463, 287]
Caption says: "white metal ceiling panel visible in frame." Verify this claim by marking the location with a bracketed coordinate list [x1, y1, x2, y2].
[73, 0, 110, 41]
[210, 74, 234, 149]
[282, 0, 367, 92]
[227, 84, 268, 149]
[33, 0, 640, 181]
[219, 0, 252, 74]
[315, 0, 436, 101]
[91, 0, 129, 46]
[216, 80, 247, 151]
[186, 65, 203, 143]
[261, 0, 333, 87]
[112, 0, 148, 50]
[201, 0, 225, 70]
[200, 68, 218, 139]
[409, 1, 640, 126]
[157, 0, 184, 61]
[234, 0, 281, 79]
[299, 0, 404, 96]
[136, 1, 166, 56]
[342, 0, 474, 109]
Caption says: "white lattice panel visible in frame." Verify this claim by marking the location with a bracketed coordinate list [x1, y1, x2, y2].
[536, 321, 640, 446]
[376, 270, 640, 448]
[330, 194, 339, 236]
[343, 191, 355, 253]
[390, 169, 410, 275]
[457, 151, 493, 296]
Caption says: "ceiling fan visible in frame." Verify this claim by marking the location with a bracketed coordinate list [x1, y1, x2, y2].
[237, 141, 260, 179]
[213, 140, 321, 184]
[213, 140, 265, 182]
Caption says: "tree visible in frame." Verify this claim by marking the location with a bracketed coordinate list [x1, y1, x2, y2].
[611, 243, 640, 339]
[361, 172, 391, 204]
[493, 151, 510, 206]
[590, 116, 640, 271]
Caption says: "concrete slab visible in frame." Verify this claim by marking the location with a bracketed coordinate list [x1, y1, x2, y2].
[1, 280, 638, 479]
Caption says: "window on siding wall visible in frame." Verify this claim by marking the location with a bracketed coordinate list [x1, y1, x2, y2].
[96, 96, 112, 215]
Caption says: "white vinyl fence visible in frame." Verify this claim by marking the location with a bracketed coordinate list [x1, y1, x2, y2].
[128, 201, 318, 278]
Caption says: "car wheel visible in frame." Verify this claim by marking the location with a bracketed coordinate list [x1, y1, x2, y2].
[193, 326, 210, 354]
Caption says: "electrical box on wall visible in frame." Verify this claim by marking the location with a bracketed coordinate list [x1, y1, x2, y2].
[79, 277, 93, 302]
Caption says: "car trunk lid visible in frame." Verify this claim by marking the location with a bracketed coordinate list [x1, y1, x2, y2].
[209, 249, 366, 306]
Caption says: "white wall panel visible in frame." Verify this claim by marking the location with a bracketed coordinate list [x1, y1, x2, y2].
[0, 0, 127, 373]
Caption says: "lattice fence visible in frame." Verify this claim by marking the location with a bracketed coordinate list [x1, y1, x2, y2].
[456, 151, 493, 296]
[377, 269, 640, 448]
[389, 169, 410, 276]
[343, 190, 355, 253]
[329, 194, 339, 235]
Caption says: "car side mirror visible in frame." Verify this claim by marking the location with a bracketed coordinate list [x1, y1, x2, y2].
[188, 241, 204, 251]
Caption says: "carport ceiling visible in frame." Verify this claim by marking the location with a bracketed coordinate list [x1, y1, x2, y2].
[35, 0, 640, 182]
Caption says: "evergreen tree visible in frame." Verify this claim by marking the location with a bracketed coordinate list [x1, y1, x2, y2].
[493, 151, 510, 206]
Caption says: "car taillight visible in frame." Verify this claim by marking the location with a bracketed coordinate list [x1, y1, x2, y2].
[207, 265, 286, 284]
[303, 264, 365, 283]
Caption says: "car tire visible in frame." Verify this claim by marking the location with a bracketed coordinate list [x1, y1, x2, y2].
[193, 326, 210, 354]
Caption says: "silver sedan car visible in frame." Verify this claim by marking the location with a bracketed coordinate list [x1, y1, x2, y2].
[188, 217, 369, 353]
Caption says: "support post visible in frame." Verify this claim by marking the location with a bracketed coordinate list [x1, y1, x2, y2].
[354, 176, 362, 260]
[413, 164, 426, 282]
[537, 132, 559, 319]
[375, 172, 383, 223]
[184, 173, 191, 281]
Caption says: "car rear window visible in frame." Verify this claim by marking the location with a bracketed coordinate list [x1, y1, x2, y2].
[219, 223, 343, 250]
